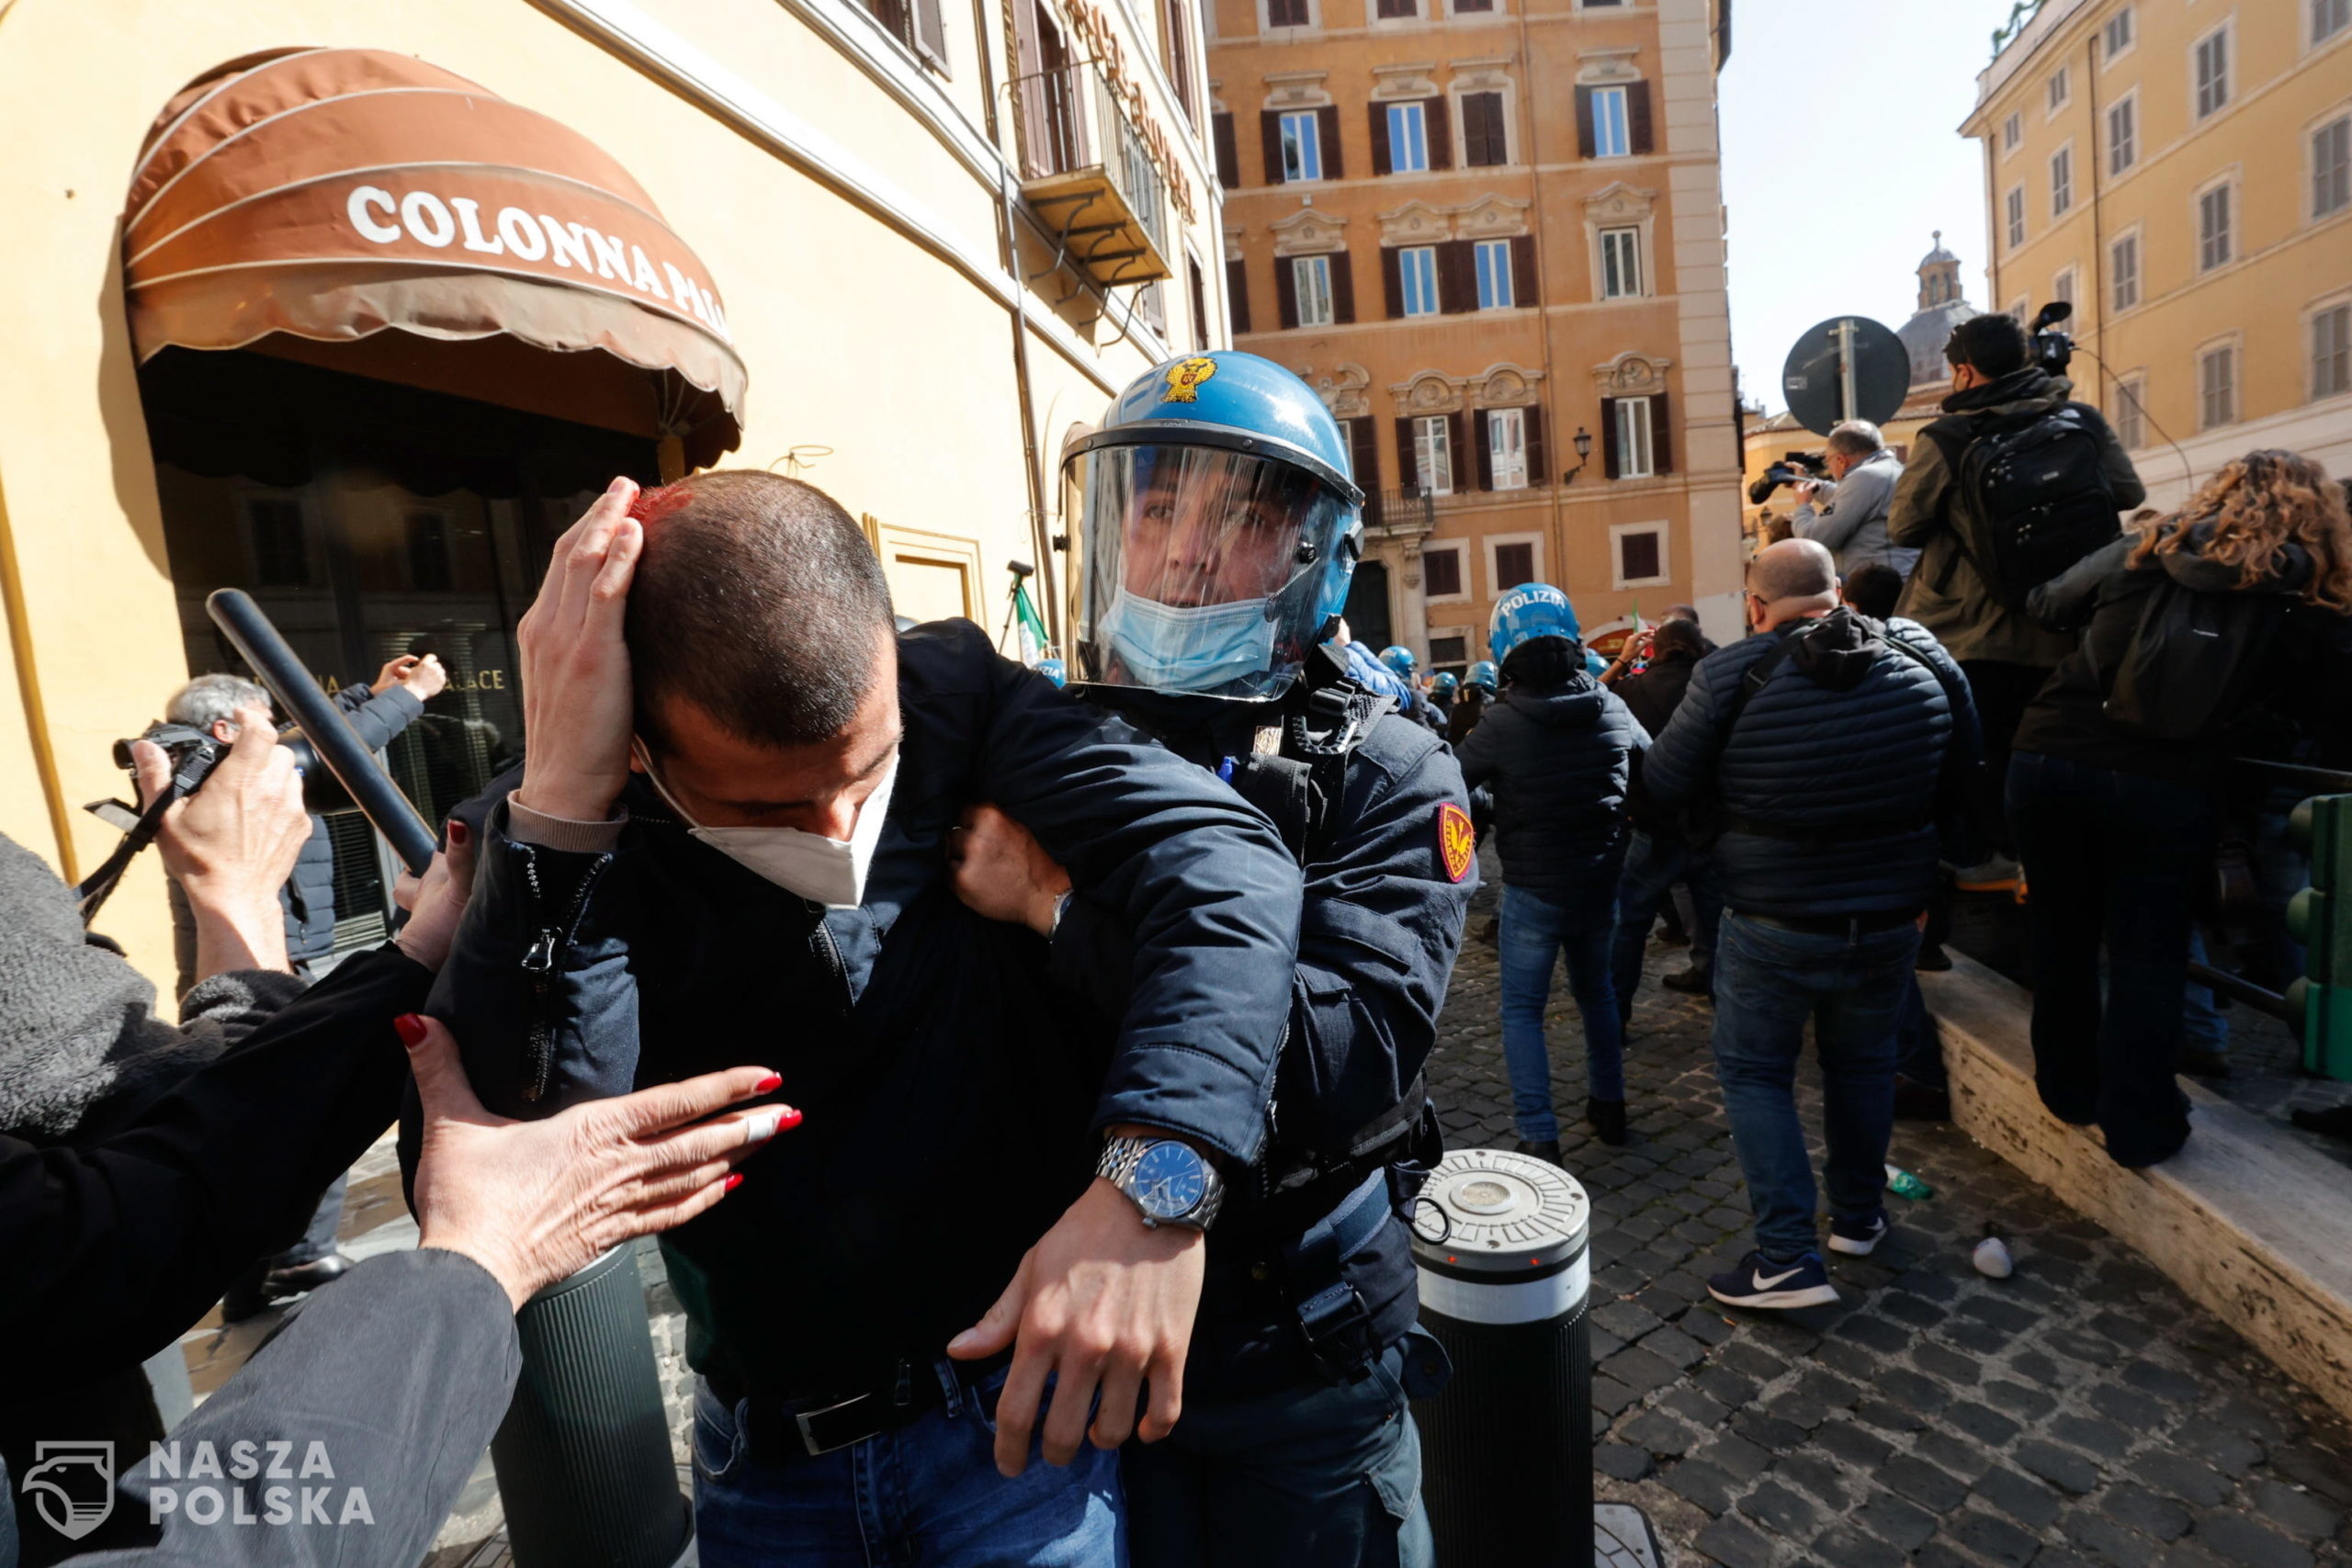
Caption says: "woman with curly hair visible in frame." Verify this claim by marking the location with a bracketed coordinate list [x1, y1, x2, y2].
[2008, 449, 2352, 1167]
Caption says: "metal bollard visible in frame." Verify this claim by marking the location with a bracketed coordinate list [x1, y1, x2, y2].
[1409, 1148, 1596, 1566]
[491, 1246, 692, 1568]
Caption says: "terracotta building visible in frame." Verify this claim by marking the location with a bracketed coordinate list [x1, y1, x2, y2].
[1207, 0, 1745, 673]
[1963, 0, 2352, 510]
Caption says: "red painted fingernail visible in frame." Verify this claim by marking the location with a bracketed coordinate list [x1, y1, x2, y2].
[447, 818, 469, 846]
[775, 1107, 803, 1131]
[724, 1173, 744, 1192]
[393, 1013, 429, 1048]
[754, 1073, 783, 1094]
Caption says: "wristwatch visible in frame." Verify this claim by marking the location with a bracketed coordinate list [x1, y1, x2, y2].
[1097, 1135, 1226, 1230]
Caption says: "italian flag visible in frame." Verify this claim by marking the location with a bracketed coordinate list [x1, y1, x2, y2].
[1012, 577, 1049, 667]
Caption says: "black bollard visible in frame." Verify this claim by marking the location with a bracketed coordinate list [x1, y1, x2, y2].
[1410, 1148, 1595, 1566]
[491, 1246, 692, 1568]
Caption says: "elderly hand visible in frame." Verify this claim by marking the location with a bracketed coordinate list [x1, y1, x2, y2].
[946, 804, 1071, 937]
[513, 477, 643, 823]
[401, 1012, 797, 1309]
[135, 705, 308, 976]
[947, 1173, 1205, 1475]
[401, 654, 449, 702]
[390, 818, 479, 972]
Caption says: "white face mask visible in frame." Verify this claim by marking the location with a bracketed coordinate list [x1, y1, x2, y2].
[640, 749, 899, 909]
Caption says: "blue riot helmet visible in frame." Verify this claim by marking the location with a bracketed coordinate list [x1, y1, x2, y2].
[1488, 581, 1583, 664]
[1065, 352, 1364, 702]
[1035, 658, 1067, 689]
[1378, 645, 1417, 680]
[1430, 672, 1459, 701]
[1465, 660, 1498, 694]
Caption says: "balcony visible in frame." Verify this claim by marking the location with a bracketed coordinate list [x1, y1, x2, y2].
[1012, 62, 1171, 287]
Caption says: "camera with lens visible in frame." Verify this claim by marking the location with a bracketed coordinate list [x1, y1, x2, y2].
[2030, 299, 2075, 377]
[1747, 449, 1833, 506]
[110, 720, 354, 818]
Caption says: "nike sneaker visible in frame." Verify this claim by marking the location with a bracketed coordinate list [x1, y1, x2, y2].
[1707, 1249, 1840, 1310]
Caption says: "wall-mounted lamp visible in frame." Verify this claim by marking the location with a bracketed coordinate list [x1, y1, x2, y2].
[1562, 426, 1595, 486]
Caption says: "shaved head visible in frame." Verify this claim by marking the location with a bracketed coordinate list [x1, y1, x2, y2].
[1749, 539, 1838, 604]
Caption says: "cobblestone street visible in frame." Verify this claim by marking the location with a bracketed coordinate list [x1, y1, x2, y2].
[1432, 870, 2352, 1567]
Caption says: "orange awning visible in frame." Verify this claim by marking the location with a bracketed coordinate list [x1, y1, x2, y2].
[125, 47, 747, 469]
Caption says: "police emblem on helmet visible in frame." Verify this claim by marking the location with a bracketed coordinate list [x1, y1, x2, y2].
[1161, 356, 1219, 403]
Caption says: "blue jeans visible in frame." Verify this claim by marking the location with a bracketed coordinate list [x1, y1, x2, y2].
[1712, 911, 1917, 1259]
[1611, 831, 1724, 1025]
[1122, 1332, 1439, 1568]
[2007, 750, 2214, 1166]
[1893, 975, 1944, 1089]
[692, 1366, 1125, 1567]
[1498, 884, 1623, 1141]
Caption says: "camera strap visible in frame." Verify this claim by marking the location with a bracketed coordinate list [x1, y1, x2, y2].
[74, 745, 217, 925]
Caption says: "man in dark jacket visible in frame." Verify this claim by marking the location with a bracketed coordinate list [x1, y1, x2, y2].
[1455, 583, 1646, 1155]
[1889, 312, 2143, 888]
[428, 473, 1305, 1566]
[158, 660, 444, 1317]
[1647, 541, 1979, 1311]
[1606, 616, 1722, 1017]
[945, 351, 1470, 1568]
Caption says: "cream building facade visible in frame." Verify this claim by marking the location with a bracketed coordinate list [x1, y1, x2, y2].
[0, 0, 1221, 992]
[1962, 0, 2352, 511]
[1208, 0, 1745, 673]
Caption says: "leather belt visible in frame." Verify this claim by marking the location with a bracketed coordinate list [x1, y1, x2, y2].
[707, 1349, 1012, 1460]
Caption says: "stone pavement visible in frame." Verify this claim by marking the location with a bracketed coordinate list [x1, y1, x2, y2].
[1433, 871, 2352, 1566]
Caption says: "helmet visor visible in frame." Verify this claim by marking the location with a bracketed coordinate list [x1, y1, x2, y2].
[1067, 444, 1353, 699]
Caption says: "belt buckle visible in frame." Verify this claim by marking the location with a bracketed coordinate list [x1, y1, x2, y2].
[793, 1393, 876, 1457]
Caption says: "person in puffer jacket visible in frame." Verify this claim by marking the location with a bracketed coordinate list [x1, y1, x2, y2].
[2009, 449, 2352, 1169]
[1453, 583, 1647, 1156]
[1645, 541, 1979, 1313]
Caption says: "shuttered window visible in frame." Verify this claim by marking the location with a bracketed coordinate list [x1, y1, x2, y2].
[1399, 246, 1440, 316]
[1494, 541, 1534, 586]
[1461, 92, 1508, 166]
[1600, 227, 1642, 298]
[1278, 111, 1321, 181]
[1474, 240, 1513, 309]
[1227, 256, 1251, 333]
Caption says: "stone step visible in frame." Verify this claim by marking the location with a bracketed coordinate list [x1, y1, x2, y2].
[1922, 952, 2352, 1423]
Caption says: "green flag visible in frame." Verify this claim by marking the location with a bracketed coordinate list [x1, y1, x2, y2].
[1011, 578, 1048, 666]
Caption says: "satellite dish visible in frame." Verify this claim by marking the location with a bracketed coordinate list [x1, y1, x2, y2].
[1781, 316, 1910, 436]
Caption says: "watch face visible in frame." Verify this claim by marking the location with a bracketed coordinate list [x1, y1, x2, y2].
[1130, 1142, 1207, 1221]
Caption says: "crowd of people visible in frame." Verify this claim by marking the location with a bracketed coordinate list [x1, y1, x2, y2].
[1, 320, 2348, 1567]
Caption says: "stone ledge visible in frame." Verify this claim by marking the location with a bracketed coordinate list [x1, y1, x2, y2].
[1922, 953, 2352, 1424]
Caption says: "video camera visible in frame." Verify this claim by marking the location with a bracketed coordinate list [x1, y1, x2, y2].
[2030, 299, 2075, 377]
[110, 719, 356, 819]
[1747, 450, 1833, 506]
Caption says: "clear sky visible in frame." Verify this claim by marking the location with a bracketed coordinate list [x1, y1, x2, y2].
[1719, 0, 2022, 414]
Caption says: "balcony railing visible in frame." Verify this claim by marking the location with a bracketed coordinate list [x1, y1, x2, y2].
[1012, 62, 1171, 286]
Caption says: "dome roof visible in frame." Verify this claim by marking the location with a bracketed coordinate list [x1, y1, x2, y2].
[1898, 298, 1979, 389]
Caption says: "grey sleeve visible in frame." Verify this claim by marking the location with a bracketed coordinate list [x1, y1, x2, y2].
[1790, 468, 1883, 555]
[85, 1249, 522, 1568]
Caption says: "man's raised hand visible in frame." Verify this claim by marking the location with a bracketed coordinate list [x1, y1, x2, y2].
[514, 478, 643, 822]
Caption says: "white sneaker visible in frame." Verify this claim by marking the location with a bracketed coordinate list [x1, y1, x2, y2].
[1951, 854, 2021, 892]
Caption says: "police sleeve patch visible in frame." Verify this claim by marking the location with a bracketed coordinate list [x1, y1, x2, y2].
[1437, 803, 1475, 884]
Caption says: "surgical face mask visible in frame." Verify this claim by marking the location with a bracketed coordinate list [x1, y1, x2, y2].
[1097, 588, 1279, 694]
[639, 749, 899, 908]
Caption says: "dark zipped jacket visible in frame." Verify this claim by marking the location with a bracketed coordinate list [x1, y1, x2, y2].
[2014, 525, 2352, 784]
[1645, 613, 1981, 919]
[1452, 675, 1646, 919]
[425, 620, 1305, 1399]
[1054, 662, 1475, 1400]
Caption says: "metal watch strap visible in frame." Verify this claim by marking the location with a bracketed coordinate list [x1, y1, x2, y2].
[1096, 1135, 1225, 1230]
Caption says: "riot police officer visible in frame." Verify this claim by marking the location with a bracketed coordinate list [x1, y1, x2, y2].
[951, 351, 1475, 1568]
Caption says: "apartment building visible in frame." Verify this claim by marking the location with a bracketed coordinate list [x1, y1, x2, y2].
[1208, 0, 1745, 672]
[1965, 0, 2352, 509]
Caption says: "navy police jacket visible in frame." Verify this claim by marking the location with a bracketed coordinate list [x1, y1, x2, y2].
[1644, 613, 1981, 920]
[1452, 678, 1647, 921]
[427, 620, 1303, 1398]
[1057, 682, 1476, 1399]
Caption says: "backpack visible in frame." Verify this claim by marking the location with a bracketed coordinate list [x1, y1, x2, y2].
[1928, 403, 2119, 608]
[2103, 574, 2289, 742]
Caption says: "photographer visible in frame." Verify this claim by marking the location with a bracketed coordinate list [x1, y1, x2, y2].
[1888, 313, 2143, 888]
[158, 661, 443, 1318]
[1790, 422, 1917, 580]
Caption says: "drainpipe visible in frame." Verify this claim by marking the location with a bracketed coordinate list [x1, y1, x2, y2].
[984, 1, 1060, 649]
